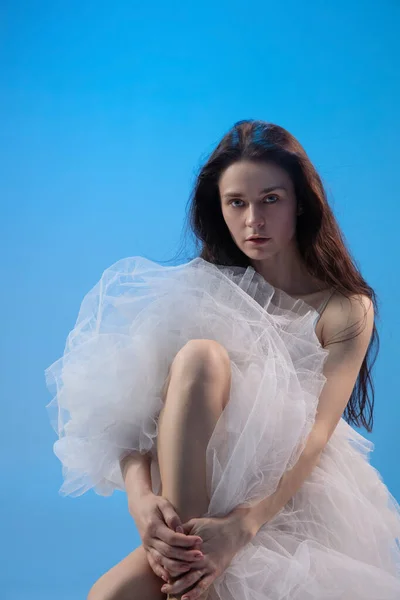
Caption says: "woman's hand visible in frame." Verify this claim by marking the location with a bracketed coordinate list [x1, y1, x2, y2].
[159, 509, 256, 599]
[130, 492, 205, 584]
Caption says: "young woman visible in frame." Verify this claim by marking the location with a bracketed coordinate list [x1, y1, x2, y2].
[45, 120, 400, 600]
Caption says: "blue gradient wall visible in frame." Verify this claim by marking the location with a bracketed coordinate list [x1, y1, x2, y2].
[1, 1, 399, 598]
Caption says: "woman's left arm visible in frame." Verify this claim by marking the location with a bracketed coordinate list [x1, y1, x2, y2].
[237, 293, 375, 537]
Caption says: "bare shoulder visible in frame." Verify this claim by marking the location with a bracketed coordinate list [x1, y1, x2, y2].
[320, 291, 374, 348]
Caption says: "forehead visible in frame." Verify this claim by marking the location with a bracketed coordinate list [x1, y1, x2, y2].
[218, 160, 293, 194]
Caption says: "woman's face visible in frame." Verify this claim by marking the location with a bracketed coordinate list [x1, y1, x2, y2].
[218, 160, 299, 260]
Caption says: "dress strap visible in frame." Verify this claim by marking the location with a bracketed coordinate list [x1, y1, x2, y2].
[316, 289, 335, 321]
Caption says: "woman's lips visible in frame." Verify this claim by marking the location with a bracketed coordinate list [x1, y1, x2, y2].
[246, 237, 270, 244]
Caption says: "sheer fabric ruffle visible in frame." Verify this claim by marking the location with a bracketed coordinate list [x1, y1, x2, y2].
[45, 256, 400, 599]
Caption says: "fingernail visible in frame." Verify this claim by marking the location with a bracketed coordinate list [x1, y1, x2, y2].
[194, 552, 203, 559]
[176, 525, 184, 533]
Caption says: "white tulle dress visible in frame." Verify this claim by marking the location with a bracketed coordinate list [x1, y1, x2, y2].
[45, 256, 400, 599]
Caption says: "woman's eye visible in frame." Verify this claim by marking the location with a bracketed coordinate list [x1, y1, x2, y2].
[264, 195, 279, 203]
[229, 195, 279, 207]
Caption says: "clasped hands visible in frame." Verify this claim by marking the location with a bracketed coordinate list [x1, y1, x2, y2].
[136, 494, 257, 600]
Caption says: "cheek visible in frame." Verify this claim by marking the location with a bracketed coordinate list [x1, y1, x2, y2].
[272, 208, 297, 240]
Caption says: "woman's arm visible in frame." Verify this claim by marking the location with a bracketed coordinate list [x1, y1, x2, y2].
[120, 451, 154, 518]
[235, 294, 375, 537]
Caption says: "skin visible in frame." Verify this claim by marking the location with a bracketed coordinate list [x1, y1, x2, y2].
[218, 160, 335, 344]
[87, 160, 374, 600]
[219, 159, 328, 299]
[88, 341, 234, 600]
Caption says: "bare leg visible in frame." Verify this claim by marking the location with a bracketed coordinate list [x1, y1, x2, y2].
[87, 545, 165, 600]
[86, 339, 231, 600]
[157, 339, 232, 600]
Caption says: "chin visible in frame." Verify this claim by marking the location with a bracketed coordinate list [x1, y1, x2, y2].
[243, 246, 265, 253]
[243, 249, 274, 261]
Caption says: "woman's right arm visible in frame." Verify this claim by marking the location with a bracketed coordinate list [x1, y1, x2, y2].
[120, 451, 153, 520]
[120, 452, 205, 583]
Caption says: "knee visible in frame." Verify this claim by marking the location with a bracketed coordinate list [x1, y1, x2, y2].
[86, 574, 118, 600]
[172, 339, 231, 382]
[86, 587, 98, 600]
[86, 579, 118, 600]
[86, 578, 110, 600]
[86, 582, 104, 600]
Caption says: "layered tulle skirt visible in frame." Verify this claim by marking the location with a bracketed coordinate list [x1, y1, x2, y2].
[45, 256, 400, 599]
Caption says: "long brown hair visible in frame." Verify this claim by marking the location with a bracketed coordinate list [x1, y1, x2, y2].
[168, 119, 378, 432]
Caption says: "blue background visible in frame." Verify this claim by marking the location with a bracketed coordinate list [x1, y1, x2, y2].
[1, 1, 399, 598]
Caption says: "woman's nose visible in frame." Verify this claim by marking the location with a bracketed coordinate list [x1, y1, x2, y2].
[246, 210, 264, 227]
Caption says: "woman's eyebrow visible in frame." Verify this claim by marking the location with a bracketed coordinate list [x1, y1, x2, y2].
[222, 185, 287, 198]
